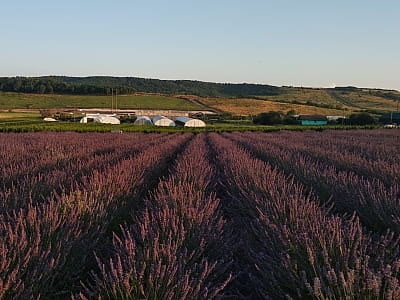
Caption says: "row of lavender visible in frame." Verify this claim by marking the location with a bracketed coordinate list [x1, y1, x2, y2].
[209, 132, 400, 299]
[0, 130, 399, 299]
[76, 134, 232, 299]
[225, 130, 400, 233]
[0, 132, 191, 299]
[75, 130, 400, 299]
[1, 133, 170, 212]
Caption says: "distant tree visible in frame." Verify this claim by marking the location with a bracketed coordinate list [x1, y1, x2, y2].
[38, 84, 46, 94]
[39, 109, 53, 118]
[348, 113, 376, 125]
[13, 78, 22, 91]
[286, 109, 297, 116]
[283, 115, 298, 124]
[46, 82, 54, 94]
[253, 111, 284, 125]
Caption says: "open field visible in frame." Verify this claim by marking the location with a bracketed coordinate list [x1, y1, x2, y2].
[198, 87, 400, 116]
[328, 90, 400, 112]
[0, 130, 399, 299]
[199, 96, 347, 115]
[0, 112, 40, 119]
[0, 87, 398, 118]
[0, 92, 202, 110]
[262, 87, 400, 112]
[261, 87, 349, 108]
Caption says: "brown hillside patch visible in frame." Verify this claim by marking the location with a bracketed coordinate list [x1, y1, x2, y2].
[266, 88, 347, 106]
[337, 91, 399, 112]
[200, 97, 347, 116]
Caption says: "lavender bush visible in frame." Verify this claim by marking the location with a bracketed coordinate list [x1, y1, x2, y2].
[0, 130, 399, 299]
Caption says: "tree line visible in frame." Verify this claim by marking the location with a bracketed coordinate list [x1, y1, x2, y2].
[253, 111, 377, 125]
[0, 76, 281, 97]
[53, 76, 282, 96]
[0, 77, 136, 95]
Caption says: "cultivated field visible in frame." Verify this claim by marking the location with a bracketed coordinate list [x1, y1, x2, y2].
[199, 96, 346, 116]
[2, 86, 399, 118]
[199, 87, 400, 116]
[1, 130, 400, 299]
[0, 92, 202, 110]
[328, 90, 400, 111]
[0, 112, 40, 120]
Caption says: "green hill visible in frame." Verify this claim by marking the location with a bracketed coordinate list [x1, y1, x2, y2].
[0, 76, 398, 115]
[0, 93, 202, 110]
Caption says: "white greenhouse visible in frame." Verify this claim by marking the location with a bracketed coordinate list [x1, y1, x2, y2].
[80, 115, 120, 124]
[174, 116, 206, 128]
[151, 116, 176, 127]
[134, 116, 153, 125]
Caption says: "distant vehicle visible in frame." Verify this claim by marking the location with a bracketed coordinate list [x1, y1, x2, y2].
[384, 124, 397, 129]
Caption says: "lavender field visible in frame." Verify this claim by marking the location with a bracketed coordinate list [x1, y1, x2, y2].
[1, 130, 400, 299]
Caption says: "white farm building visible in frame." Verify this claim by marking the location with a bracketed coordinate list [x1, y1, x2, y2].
[174, 116, 206, 128]
[80, 114, 120, 124]
[134, 116, 153, 125]
[151, 116, 176, 127]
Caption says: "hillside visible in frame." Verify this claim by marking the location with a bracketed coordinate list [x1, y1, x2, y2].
[0, 76, 399, 116]
[0, 93, 202, 110]
[199, 96, 345, 116]
[199, 87, 400, 116]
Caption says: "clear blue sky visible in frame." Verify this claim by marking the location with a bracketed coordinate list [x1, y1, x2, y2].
[1, 0, 399, 90]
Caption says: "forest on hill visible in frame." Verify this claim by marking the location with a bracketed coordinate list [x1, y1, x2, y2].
[0, 76, 281, 97]
[0, 77, 136, 96]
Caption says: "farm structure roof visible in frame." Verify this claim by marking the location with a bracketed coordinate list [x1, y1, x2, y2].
[134, 116, 153, 125]
[299, 115, 328, 121]
[151, 116, 176, 127]
[80, 114, 120, 124]
[174, 116, 206, 127]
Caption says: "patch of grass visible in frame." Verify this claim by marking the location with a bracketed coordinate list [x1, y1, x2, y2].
[0, 112, 41, 119]
[198, 87, 400, 116]
[261, 87, 348, 109]
[331, 90, 399, 113]
[0, 92, 202, 110]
